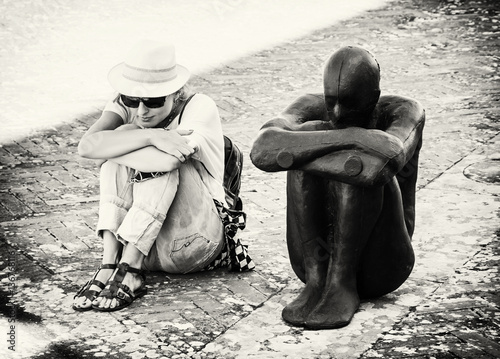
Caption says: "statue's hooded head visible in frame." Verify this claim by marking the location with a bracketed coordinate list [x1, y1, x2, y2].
[323, 46, 380, 128]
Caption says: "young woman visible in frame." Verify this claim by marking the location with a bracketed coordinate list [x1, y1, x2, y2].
[72, 40, 227, 312]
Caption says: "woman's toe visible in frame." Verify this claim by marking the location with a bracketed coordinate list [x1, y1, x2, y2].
[74, 298, 85, 308]
[103, 298, 111, 308]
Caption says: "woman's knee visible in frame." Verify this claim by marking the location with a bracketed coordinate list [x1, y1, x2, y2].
[100, 160, 123, 175]
[99, 161, 133, 197]
[100, 161, 128, 183]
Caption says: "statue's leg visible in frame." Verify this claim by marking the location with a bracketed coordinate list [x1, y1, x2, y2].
[305, 181, 384, 329]
[357, 177, 415, 298]
[282, 170, 330, 326]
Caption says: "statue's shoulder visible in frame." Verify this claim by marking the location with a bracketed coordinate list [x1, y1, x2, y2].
[294, 93, 324, 106]
[374, 95, 425, 130]
[377, 94, 422, 109]
[284, 93, 327, 122]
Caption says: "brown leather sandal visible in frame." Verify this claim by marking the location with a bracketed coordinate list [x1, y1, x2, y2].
[72, 263, 117, 312]
[92, 262, 147, 312]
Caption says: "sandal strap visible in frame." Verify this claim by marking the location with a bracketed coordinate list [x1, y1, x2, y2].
[112, 265, 127, 284]
[114, 281, 135, 303]
[116, 262, 146, 282]
[117, 262, 143, 274]
[100, 263, 118, 270]
[99, 280, 138, 302]
[74, 280, 92, 298]
[83, 289, 100, 301]
[90, 279, 106, 290]
[74, 263, 117, 299]
[98, 263, 145, 303]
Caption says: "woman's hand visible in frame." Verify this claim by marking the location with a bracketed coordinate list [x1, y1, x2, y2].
[148, 129, 197, 162]
[115, 124, 197, 162]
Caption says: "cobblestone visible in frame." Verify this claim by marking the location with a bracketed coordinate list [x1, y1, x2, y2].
[0, 0, 499, 358]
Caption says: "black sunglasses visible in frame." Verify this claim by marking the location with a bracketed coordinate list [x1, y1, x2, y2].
[120, 94, 167, 108]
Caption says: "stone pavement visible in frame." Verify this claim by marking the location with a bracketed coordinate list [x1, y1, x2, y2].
[0, 0, 499, 358]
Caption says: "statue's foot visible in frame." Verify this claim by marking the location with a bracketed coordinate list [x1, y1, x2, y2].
[282, 283, 323, 327]
[304, 286, 360, 330]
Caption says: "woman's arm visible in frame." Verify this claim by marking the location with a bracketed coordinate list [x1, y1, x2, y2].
[175, 94, 225, 181]
[78, 111, 148, 159]
[96, 122, 197, 172]
[109, 146, 183, 172]
[78, 111, 196, 161]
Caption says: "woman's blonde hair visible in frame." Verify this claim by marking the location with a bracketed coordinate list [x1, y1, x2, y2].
[173, 84, 192, 103]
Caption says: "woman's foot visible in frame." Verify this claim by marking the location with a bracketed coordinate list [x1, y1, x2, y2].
[92, 263, 147, 311]
[72, 264, 117, 311]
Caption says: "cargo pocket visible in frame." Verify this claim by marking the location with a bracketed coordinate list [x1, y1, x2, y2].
[170, 233, 219, 273]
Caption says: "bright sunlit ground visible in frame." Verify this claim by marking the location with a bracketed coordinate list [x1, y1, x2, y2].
[0, 0, 388, 144]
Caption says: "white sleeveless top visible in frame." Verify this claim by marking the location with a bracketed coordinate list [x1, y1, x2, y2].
[104, 93, 226, 204]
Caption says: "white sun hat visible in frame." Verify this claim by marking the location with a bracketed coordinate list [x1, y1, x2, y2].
[107, 40, 190, 98]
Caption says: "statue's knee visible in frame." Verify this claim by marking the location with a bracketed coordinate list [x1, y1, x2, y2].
[358, 244, 414, 299]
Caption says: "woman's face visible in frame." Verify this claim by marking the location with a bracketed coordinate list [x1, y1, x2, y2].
[132, 94, 175, 128]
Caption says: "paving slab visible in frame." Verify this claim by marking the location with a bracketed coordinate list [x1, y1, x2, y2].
[0, 0, 499, 358]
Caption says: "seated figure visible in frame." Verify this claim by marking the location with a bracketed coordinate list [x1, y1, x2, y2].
[250, 46, 425, 329]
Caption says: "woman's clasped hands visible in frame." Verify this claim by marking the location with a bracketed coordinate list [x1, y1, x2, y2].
[148, 128, 197, 163]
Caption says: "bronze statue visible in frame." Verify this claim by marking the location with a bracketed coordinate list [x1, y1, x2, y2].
[250, 46, 425, 329]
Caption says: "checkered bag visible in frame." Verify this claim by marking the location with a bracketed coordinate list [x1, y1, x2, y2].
[215, 200, 255, 272]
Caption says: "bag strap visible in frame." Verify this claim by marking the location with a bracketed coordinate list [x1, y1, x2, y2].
[156, 93, 196, 129]
[178, 94, 196, 125]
